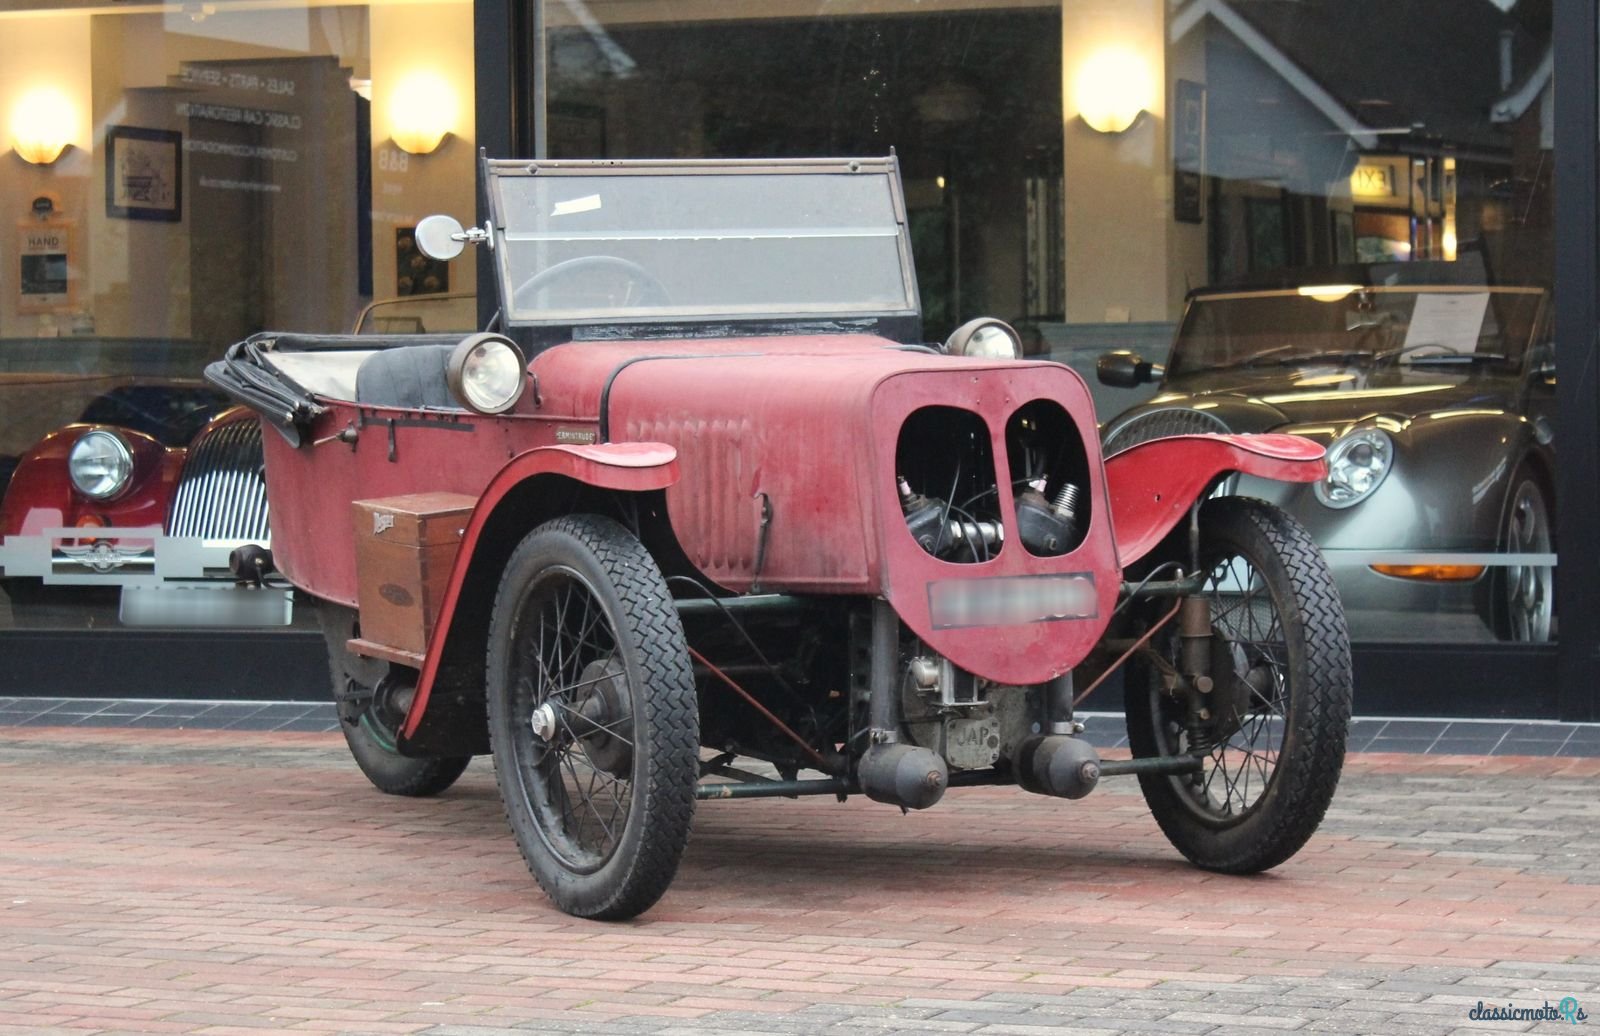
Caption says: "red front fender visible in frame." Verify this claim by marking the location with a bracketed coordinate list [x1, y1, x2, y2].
[400, 441, 679, 740]
[1105, 434, 1326, 566]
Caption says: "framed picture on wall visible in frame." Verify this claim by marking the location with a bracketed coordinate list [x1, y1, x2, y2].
[106, 126, 183, 222]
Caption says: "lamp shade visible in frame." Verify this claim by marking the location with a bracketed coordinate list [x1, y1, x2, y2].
[11, 86, 75, 165]
[1072, 48, 1154, 134]
[390, 71, 455, 155]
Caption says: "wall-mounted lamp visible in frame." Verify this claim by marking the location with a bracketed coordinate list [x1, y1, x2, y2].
[11, 86, 77, 165]
[1072, 47, 1154, 134]
[389, 71, 456, 156]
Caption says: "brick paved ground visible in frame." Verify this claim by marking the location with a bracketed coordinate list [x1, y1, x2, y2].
[6, 698, 1599, 757]
[2, 726, 1598, 1035]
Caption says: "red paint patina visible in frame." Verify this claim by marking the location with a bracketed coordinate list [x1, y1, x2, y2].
[1103, 433, 1327, 565]
[252, 335, 1327, 738]
[398, 442, 679, 738]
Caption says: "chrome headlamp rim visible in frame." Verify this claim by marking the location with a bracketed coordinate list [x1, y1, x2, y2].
[943, 317, 1022, 360]
[1314, 427, 1394, 509]
[446, 332, 527, 415]
[68, 429, 135, 501]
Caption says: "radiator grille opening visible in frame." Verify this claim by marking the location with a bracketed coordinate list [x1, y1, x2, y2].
[166, 419, 271, 542]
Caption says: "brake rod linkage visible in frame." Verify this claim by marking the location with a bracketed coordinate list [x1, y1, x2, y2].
[687, 645, 835, 774]
[1074, 598, 1184, 708]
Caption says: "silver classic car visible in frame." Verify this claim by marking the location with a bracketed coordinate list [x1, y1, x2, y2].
[1098, 264, 1555, 642]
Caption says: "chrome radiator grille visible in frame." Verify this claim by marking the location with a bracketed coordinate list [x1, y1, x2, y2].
[167, 418, 271, 541]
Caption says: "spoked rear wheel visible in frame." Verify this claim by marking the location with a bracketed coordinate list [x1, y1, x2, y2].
[1126, 497, 1351, 873]
[486, 515, 698, 920]
[320, 604, 471, 797]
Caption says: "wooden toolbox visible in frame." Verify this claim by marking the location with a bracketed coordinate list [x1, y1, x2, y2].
[351, 492, 477, 659]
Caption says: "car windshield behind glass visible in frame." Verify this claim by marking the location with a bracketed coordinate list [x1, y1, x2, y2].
[486, 158, 918, 325]
[78, 384, 231, 447]
[1168, 286, 1545, 378]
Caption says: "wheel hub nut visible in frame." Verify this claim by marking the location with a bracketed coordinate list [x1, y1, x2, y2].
[530, 703, 558, 741]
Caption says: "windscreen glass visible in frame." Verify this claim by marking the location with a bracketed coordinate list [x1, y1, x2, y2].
[1170, 287, 1546, 377]
[492, 170, 914, 324]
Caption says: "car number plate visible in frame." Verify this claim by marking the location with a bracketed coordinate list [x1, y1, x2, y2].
[119, 585, 294, 627]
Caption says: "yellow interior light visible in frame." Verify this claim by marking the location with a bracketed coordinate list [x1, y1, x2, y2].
[1072, 48, 1153, 135]
[390, 71, 456, 155]
[1296, 284, 1361, 303]
[11, 86, 76, 165]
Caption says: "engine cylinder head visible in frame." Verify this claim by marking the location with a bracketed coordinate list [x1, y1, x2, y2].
[1051, 482, 1081, 521]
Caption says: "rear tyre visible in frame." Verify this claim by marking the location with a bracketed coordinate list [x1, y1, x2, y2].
[485, 515, 698, 920]
[320, 604, 471, 797]
[1125, 497, 1351, 874]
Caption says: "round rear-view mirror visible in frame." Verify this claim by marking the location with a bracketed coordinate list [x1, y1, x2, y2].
[414, 214, 466, 261]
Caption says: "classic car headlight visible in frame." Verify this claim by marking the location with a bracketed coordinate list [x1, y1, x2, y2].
[1315, 429, 1393, 508]
[69, 430, 134, 500]
[446, 333, 527, 414]
[944, 317, 1021, 360]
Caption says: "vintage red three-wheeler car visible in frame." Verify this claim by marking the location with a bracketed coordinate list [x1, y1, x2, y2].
[208, 156, 1352, 920]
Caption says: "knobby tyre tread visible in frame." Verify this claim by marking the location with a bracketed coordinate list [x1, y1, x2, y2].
[485, 515, 698, 920]
[320, 603, 471, 797]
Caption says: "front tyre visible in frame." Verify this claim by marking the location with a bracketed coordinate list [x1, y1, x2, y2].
[1125, 497, 1351, 874]
[320, 604, 471, 797]
[1485, 470, 1554, 642]
[486, 515, 698, 920]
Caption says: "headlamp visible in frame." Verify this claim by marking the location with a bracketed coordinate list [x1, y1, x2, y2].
[944, 318, 1022, 360]
[446, 333, 527, 414]
[1315, 428, 1393, 508]
[69, 430, 134, 500]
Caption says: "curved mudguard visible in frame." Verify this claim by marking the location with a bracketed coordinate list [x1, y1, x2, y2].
[1105, 434, 1326, 566]
[400, 442, 679, 740]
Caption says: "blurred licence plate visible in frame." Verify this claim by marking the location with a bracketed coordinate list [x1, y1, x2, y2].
[120, 585, 294, 627]
[928, 573, 1097, 630]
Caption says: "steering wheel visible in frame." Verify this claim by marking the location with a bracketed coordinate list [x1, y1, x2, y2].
[513, 255, 671, 311]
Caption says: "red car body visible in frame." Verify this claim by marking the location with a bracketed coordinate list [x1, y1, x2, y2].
[261, 333, 1326, 739]
[208, 156, 1351, 921]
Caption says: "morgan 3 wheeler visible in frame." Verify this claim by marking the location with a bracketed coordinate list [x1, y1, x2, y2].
[209, 156, 1353, 920]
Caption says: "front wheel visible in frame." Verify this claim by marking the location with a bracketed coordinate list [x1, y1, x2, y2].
[1125, 497, 1351, 874]
[485, 515, 699, 920]
[1485, 470, 1554, 642]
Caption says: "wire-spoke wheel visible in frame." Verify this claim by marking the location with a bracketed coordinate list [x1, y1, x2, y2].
[320, 603, 471, 797]
[486, 515, 698, 920]
[1126, 497, 1351, 874]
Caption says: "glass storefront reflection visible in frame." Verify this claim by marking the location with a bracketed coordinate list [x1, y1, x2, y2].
[545, 0, 1556, 643]
[0, 1, 477, 630]
[0, 0, 1565, 645]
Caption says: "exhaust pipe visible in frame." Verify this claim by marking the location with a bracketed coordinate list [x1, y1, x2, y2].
[858, 743, 948, 810]
[1016, 735, 1101, 800]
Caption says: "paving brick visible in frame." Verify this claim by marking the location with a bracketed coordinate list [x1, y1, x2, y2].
[1, 728, 1599, 1035]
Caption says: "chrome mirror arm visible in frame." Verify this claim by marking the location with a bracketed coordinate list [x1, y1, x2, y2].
[452, 221, 495, 251]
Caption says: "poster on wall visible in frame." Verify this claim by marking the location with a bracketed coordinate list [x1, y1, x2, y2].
[17, 218, 75, 314]
[106, 125, 183, 222]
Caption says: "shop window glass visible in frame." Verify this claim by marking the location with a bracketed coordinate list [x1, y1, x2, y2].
[546, 0, 1558, 646]
[0, 1, 477, 632]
